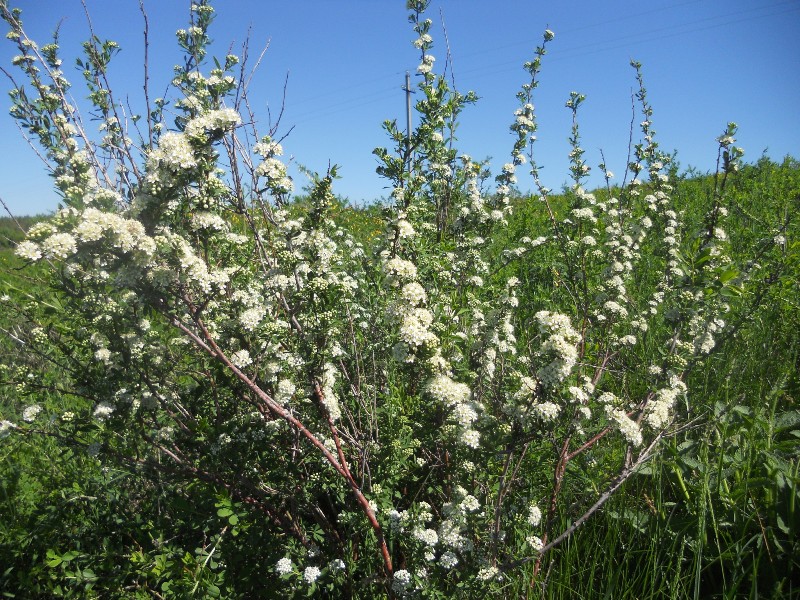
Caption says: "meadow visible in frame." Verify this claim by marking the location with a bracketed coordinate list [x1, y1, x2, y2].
[0, 0, 798, 597]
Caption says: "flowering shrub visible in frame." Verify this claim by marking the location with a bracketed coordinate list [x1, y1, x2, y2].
[0, 0, 763, 597]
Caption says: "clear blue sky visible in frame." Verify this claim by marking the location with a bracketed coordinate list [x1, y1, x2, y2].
[0, 0, 798, 215]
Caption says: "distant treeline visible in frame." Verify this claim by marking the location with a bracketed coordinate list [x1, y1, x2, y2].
[0, 215, 46, 248]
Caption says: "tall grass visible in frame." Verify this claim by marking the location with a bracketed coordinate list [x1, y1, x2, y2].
[518, 156, 800, 600]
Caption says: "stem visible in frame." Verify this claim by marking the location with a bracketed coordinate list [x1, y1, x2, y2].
[167, 300, 394, 580]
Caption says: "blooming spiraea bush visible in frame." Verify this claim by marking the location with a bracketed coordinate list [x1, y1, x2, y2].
[0, 0, 753, 597]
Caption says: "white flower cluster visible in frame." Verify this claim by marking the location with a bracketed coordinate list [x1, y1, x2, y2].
[506, 374, 561, 425]
[22, 404, 42, 422]
[156, 229, 231, 294]
[0, 420, 15, 439]
[425, 374, 481, 448]
[93, 401, 115, 421]
[392, 569, 412, 594]
[18, 207, 157, 269]
[534, 311, 581, 387]
[239, 306, 266, 331]
[398, 308, 437, 350]
[319, 362, 342, 422]
[41, 232, 77, 259]
[383, 257, 418, 287]
[417, 53, 435, 75]
[470, 280, 519, 385]
[275, 557, 293, 575]
[643, 374, 686, 430]
[527, 504, 542, 526]
[436, 487, 478, 555]
[605, 405, 642, 447]
[303, 565, 321, 583]
[230, 349, 252, 369]
[184, 107, 241, 141]
[147, 131, 197, 173]
[384, 255, 441, 364]
[191, 212, 228, 233]
[253, 136, 293, 193]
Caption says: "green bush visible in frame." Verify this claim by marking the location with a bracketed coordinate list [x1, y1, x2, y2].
[0, 0, 796, 598]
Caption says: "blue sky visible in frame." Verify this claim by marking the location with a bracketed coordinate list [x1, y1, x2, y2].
[0, 0, 798, 215]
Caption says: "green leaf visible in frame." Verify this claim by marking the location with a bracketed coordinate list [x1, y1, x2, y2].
[719, 267, 739, 283]
[776, 514, 790, 534]
[775, 410, 800, 432]
[46, 555, 63, 568]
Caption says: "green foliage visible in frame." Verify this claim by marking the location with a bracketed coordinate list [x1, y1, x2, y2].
[0, 0, 798, 598]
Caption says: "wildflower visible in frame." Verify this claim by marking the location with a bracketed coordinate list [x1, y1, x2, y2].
[329, 558, 345, 571]
[392, 569, 412, 593]
[95, 348, 112, 364]
[93, 401, 115, 420]
[417, 54, 435, 74]
[400, 282, 427, 306]
[533, 401, 560, 421]
[275, 379, 296, 404]
[240, 306, 266, 331]
[461, 428, 480, 448]
[230, 349, 253, 368]
[426, 375, 470, 406]
[0, 420, 15, 438]
[460, 495, 480, 512]
[22, 404, 42, 422]
[528, 504, 542, 526]
[605, 406, 642, 446]
[320, 363, 342, 421]
[384, 257, 417, 283]
[191, 212, 228, 232]
[148, 132, 197, 171]
[413, 527, 439, 547]
[184, 108, 241, 140]
[644, 382, 684, 429]
[15, 240, 42, 261]
[303, 565, 321, 583]
[42, 233, 77, 259]
[275, 557, 293, 575]
[399, 308, 436, 348]
[527, 535, 544, 551]
[439, 550, 458, 569]
[396, 219, 415, 238]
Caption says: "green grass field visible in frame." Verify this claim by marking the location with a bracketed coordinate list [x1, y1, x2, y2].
[1, 155, 798, 598]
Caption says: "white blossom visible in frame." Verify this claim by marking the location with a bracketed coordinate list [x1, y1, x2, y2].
[276, 557, 293, 575]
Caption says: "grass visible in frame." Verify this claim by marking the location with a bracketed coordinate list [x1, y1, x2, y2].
[1, 157, 798, 598]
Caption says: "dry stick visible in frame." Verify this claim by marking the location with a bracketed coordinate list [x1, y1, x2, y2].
[139, 0, 153, 147]
[509, 433, 663, 572]
[166, 304, 394, 579]
[620, 93, 638, 189]
[533, 433, 572, 578]
[491, 445, 515, 562]
[0, 194, 25, 233]
[79, 0, 141, 182]
[544, 433, 662, 553]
